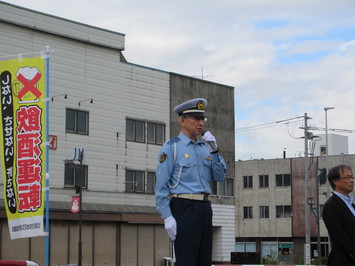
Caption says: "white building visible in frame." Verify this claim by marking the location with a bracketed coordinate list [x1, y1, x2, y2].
[0, 2, 235, 265]
[313, 133, 348, 156]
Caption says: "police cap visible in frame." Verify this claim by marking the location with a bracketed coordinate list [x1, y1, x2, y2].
[173, 98, 208, 118]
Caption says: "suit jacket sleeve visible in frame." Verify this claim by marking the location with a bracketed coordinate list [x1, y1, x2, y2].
[322, 195, 355, 260]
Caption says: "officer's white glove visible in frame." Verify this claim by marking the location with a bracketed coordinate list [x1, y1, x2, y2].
[164, 215, 177, 241]
[202, 131, 218, 153]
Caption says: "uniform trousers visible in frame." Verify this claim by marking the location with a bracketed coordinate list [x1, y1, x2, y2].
[170, 197, 213, 266]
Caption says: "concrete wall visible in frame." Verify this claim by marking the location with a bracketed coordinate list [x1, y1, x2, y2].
[169, 73, 235, 175]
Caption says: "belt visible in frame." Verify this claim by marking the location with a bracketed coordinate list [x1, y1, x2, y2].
[170, 193, 210, 201]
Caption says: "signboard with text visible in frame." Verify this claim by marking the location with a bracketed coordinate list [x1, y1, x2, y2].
[0, 57, 46, 239]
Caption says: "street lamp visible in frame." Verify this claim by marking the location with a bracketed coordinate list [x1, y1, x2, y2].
[324, 106, 334, 255]
[324, 107, 334, 196]
[307, 197, 315, 206]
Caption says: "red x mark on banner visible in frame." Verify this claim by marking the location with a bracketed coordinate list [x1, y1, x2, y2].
[17, 72, 42, 100]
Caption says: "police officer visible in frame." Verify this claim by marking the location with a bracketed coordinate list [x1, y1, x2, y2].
[155, 98, 227, 266]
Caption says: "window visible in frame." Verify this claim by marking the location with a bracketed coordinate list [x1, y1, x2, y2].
[146, 172, 156, 194]
[236, 242, 256, 252]
[259, 175, 269, 188]
[226, 177, 234, 196]
[147, 122, 165, 144]
[126, 119, 145, 142]
[318, 168, 327, 185]
[243, 176, 253, 188]
[126, 119, 166, 144]
[261, 243, 278, 260]
[125, 170, 144, 192]
[260, 206, 269, 218]
[320, 146, 327, 155]
[276, 205, 291, 218]
[66, 109, 89, 135]
[216, 177, 234, 196]
[64, 163, 88, 188]
[243, 206, 253, 219]
[125, 170, 156, 194]
[276, 174, 291, 187]
[214, 162, 234, 196]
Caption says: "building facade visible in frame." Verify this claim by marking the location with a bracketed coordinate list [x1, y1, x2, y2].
[0, 2, 235, 265]
[235, 153, 355, 264]
[313, 133, 348, 157]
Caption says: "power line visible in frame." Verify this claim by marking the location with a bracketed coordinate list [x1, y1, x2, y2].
[236, 116, 304, 133]
[305, 126, 355, 133]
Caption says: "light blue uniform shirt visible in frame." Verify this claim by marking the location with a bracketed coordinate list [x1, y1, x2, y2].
[333, 191, 355, 216]
[155, 132, 227, 219]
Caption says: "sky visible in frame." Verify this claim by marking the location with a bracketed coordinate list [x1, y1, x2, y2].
[2, 0, 355, 160]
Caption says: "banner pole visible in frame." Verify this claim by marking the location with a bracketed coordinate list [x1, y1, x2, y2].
[45, 45, 50, 266]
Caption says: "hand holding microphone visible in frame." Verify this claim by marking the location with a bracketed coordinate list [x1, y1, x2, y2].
[201, 130, 219, 153]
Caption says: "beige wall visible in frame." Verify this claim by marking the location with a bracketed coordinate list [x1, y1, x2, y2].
[235, 159, 292, 237]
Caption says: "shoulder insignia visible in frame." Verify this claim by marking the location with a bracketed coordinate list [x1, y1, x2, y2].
[166, 136, 180, 145]
[159, 152, 167, 163]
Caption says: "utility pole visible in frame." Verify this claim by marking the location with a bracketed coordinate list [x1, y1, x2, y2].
[304, 113, 311, 265]
[316, 173, 321, 265]
[66, 148, 84, 266]
[76, 149, 84, 266]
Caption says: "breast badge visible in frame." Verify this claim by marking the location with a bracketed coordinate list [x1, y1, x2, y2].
[205, 155, 212, 161]
[184, 153, 189, 158]
[159, 152, 167, 163]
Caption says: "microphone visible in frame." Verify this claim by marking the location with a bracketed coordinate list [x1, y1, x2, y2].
[201, 130, 218, 152]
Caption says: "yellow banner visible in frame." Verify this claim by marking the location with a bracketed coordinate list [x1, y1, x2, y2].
[0, 57, 46, 239]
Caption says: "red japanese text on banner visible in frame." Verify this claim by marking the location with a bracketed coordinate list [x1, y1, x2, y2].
[0, 57, 46, 239]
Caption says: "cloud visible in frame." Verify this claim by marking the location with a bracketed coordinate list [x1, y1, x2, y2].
[3, 0, 355, 160]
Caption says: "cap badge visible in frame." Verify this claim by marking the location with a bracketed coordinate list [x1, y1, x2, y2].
[159, 152, 167, 163]
[197, 101, 205, 110]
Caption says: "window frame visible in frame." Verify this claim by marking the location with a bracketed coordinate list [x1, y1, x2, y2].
[126, 119, 145, 143]
[66, 108, 89, 135]
[276, 205, 292, 218]
[236, 242, 256, 252]
[276, 174, 291, 187]
[125, 170, 157, 194]
[243, 176, 253, 189]
[259, 175, 269, 188]
[216, 176, 234, 196]
[126, 119, 166, 145]
[146, 171, 156, 194]
[260, 206, 269, 218]
[243, 206, 253, 219]
[125, 170, 145, 193]
[147, 122, 165, 145]
[64, 163, 88, 189]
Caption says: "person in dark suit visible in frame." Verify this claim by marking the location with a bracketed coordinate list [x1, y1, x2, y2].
[322, 165, 355, 266]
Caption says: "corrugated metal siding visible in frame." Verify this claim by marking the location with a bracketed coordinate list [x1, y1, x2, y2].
[212, 204, 236, 262]
[0, 14, 170, 209]
[0, 3, 236, 264]
[0, 2, 125, 50]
